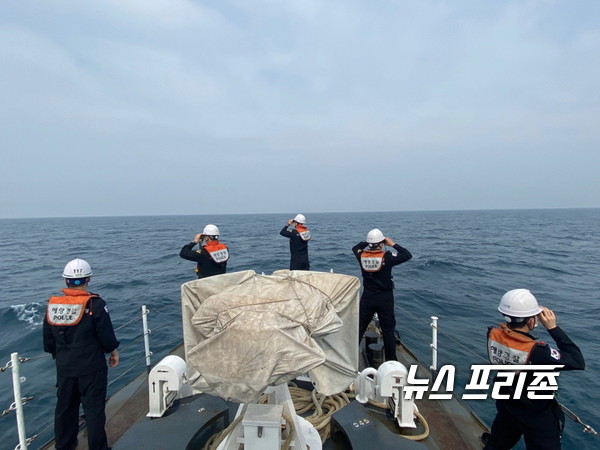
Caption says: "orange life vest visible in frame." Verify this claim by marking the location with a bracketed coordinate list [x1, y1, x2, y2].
[46, 289, 97, 326]
[487, 324, 543, 365]
[201, 240, 230, 263]
[360, 249, 385, 272]
[296, 224, 311, 241]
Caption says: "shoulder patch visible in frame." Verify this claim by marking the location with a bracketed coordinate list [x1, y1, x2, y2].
[550, 348, 561, 360]
[390, 251, 398, 257]
[104, 305, 109, 314]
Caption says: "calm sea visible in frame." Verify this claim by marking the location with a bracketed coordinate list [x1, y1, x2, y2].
[1, 210, 598, 449]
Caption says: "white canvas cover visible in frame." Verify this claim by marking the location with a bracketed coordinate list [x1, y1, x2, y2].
[181, 270, 360, 403]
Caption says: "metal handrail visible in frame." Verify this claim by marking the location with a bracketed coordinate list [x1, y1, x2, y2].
[3, 303, 598, 448]
[1, 305, 157, 449]
[11, 353, 27, 449]
[430, 316, 438, 373]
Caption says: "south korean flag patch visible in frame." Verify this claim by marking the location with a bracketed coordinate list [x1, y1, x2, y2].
[550, 348, 561, 361]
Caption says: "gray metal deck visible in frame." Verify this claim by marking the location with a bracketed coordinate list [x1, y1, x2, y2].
[42, 341, 488, 449]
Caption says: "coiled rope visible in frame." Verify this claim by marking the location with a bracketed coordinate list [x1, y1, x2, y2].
[363, 396, 430, 440]
[284, 385, 349, 442]
[200, 382, 431, 448]
[398, 408, 430, 441]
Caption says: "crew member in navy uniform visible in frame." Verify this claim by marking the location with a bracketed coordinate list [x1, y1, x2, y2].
[352, 229, 412, 361]
[179, 224, 229, 279]
[280, 214, 311, 270]
[483, 289, 585, 450]
[43, 258, 119, 450]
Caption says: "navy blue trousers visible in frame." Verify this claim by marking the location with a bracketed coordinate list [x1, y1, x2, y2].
[289, 255, 309, 270]
[484, 400, 564, 450]
[358, 292, 398, 361]
[55, 368, 108, 450]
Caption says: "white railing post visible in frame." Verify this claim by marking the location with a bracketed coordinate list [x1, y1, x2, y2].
[142, 306, 152, 369]
[11, 353, 27, 449]
[430, 316, 438, 374]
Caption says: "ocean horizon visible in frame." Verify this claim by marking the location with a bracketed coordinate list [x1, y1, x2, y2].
[1, 206, 598, 221]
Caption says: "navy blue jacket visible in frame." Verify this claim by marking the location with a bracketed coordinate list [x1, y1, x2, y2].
[352, 241, 412, 295]
[43, 293, 119, 377]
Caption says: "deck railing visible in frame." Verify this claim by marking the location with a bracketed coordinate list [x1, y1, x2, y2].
[0, 304, 170, 450]
[4, 303, 596, 449]
[0, 305, 445, 449]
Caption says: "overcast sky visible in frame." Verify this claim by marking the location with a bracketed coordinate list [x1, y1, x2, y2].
[1, 0, 599, 218]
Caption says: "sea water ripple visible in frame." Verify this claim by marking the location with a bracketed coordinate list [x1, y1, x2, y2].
[0, 209, 598, 449]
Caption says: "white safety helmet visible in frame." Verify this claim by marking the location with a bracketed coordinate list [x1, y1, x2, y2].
[498, 289, 542, 319]
[202, 224, 220, 237]
[293, 214, 306, 224]
[62, 258, 93, 279]
[366, 228, 385, 244]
